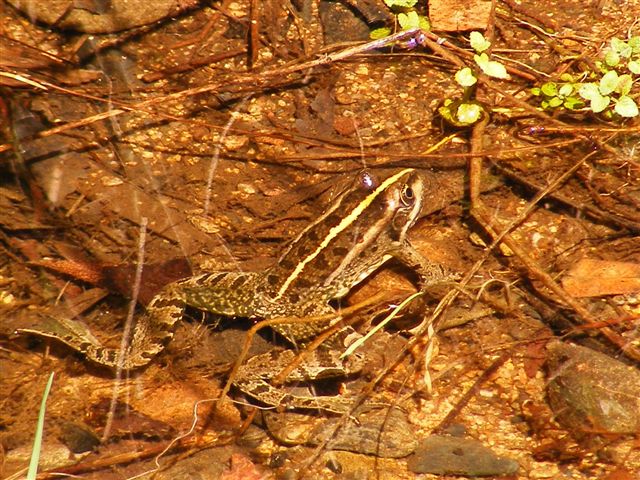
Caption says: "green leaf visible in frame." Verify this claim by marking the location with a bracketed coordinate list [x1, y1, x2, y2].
[604, 50, 620, 67]
[564, 96, 584, 110]
[616, 74, 633, 95]
[455, 67, 477, 87]
[579, 83, 610, 113]
[620, 43, 632, 58]
[531, 87, 541, 96]
[611, 37, 632, 58]
[483, 60, 509, 78]
[470, 31, 491, 53]
[474, 54, 509, 79]
[438, 99, 485, 127]
[629, 36, 640, 53]
[558, 83, 573, 97]
[456, 103, 482, 125]
[370, 27, 391, 39]
[599, 70, 619, 95]
[474, 52, 489, 66]
[548, 96, 563, 108]
[628, 60, 640, 74]
[610, 37, 625, 52]
[590, 95, 610, 113]
[384, 0, 418, 8]
[398, 11, 420, 30]
[438, 100, 456, 124]
[614, 96, 639, 117]
[541, 82, 558, 97]
[559, 73, 574, 82]
[578, 82, 599, 100]
[418, 15, 430, 31]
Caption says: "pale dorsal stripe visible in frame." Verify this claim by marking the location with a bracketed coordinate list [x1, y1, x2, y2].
[274, 168, 414, 300]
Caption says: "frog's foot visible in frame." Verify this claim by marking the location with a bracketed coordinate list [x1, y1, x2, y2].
[234, 347, 365, 414]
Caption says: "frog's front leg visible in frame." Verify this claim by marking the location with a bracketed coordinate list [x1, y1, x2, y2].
[395, 242, 458, 287]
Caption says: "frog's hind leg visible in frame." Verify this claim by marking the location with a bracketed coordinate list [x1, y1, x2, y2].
[89, 271, 262, 369]
[78, 280, 187, 369]
[18, 280, 187, 370]
[178, 271, 261, 318]
[20, 271, 260, 370]
[234, 334, 365, 414]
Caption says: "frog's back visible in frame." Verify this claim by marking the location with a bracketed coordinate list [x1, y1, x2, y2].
[256, 169, 424, 316]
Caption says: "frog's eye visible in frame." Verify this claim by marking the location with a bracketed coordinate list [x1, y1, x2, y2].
[359, 171, 378, 190]
[401, 185, 415, 206]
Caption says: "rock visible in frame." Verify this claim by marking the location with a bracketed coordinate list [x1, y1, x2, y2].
[264, 406, 418, 458]
[319, 0, 383, 44]
[429, 0, 492, 31]
[58, 421, 100, 453]
[6, 0, 199, 33]
[546, 340, 640, 436]
[407, 435, 519, 476]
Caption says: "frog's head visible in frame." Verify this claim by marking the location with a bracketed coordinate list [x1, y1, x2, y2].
[353, 168, 426, 245]
[384, 169, 426, 243]
[271, 168, 429, 303]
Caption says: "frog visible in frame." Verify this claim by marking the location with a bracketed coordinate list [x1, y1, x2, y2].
[20, 168, 454, 413]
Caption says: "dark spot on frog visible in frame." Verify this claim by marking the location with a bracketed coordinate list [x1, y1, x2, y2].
[294, 278, 313, 290]
[303, 304, 321, 316]
[252, 384, 270, 395]
[288, 292, 300, 304]
[326, 456, 342, 473]
[279, 258, 296, 271]
[332, 246, 349, 257]
[202, 272, 225, 284]
[230, 276, 247, 290]
[306, 229, 318, 242]
[324, 213, 342, 227]
[270, 452, 288, 468]
[314, 252, 329, 270]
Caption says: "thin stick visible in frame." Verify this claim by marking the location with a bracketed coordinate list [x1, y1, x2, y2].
[103, 217, 148, 441]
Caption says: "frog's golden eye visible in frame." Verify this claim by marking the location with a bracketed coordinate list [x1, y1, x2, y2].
[401, 185, 415, 206]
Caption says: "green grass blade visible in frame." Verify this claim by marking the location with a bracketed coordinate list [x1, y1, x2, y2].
[27, 372, 55, 480]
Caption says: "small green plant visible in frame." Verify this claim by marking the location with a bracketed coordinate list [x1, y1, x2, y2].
[531, 36, 640, 118]
[438, 32, 510, 127]
[370, 0, 430, 39]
